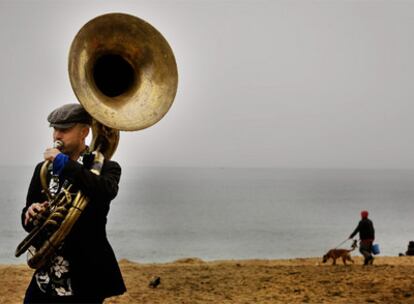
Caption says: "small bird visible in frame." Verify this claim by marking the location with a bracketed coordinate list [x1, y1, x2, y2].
[149, 276, 161, 288]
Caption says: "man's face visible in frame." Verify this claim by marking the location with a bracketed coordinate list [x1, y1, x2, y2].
[53, 124, 89, 155]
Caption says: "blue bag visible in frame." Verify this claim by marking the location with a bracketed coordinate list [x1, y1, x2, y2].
[372, 243, 380, 255]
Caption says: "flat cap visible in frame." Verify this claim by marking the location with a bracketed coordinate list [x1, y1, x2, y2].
[47, 103, 91, 128]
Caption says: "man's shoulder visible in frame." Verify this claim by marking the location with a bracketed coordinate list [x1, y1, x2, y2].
[104, 159, 121, 167]
[103, 159, 122, 172]
[32, 161, 46, 174]
[35, 161, 44, 168]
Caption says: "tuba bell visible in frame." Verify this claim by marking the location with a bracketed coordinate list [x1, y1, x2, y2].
[15, 13, 178, 268]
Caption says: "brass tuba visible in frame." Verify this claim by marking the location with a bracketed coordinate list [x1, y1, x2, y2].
[15, 13, 178, 269]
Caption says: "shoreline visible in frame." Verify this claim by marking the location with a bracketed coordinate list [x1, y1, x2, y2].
[2, 256, 414, 303]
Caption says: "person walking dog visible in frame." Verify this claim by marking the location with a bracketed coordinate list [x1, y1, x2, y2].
[349, 210, 375, 265]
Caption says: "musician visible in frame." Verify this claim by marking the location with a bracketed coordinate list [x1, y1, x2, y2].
[21, 103, 126, 303]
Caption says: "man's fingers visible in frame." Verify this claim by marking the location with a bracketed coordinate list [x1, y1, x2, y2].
[33, 205, 43, 213]
[25, 208, 37, 225]
[24, 202, 50, 226]
[24, 212, 29, 226]
[28, 208, 37, 217]
[44, 149, 52, 160]
[44, 148, 60, 161]
[28, 204, 45, 216]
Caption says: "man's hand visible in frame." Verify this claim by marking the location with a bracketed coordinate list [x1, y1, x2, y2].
[24, 201, 49, 226]
[44, 148, 61, 162]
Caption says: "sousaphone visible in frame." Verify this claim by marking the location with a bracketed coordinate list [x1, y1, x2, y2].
[15, 13, 178, 268]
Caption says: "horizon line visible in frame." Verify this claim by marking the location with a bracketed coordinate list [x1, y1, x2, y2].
[2, 165, 414, 171]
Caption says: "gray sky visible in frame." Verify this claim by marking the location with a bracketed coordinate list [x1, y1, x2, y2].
[1, 0, 414, 168]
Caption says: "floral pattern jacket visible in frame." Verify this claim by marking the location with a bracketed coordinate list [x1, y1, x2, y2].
[35, 255, 73, 296]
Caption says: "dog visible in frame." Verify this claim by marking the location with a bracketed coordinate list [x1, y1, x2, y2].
[322, 240, 358, 265]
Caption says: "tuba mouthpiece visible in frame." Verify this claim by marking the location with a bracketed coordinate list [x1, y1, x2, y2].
[53, 140, 63, 150]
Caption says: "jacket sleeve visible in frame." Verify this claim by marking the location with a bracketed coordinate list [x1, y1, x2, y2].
[349, 222, 360, 239]
[21, 162, 47, 232]
[60, 159, 121, 203]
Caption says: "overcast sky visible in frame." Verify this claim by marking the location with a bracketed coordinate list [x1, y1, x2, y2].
[1, 0, 414, 168]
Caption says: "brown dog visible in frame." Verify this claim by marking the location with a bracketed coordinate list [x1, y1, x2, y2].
[322, 240, 357, 265]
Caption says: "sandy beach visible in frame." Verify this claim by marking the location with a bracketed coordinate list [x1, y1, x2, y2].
[2, 256, 414, 303]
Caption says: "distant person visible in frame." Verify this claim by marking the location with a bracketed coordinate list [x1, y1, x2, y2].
[349, 210, 375, 265]
[406, 241, 414, 256]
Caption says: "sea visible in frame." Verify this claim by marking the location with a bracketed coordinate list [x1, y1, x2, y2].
[2, 166, 414, 264]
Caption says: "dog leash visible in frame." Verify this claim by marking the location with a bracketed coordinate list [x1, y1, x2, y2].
[334, 238, 351, 249]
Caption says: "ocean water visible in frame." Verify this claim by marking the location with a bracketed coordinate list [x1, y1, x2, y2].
[2, 166, 414, 264]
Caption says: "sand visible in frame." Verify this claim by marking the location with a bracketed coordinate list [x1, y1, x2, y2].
[2, 256, 414, 303]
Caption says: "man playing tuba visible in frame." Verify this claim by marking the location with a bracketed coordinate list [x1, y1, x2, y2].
[21, 103, 126, 303]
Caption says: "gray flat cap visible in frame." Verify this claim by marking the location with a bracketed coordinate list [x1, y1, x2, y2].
[47, 103, 91, 128]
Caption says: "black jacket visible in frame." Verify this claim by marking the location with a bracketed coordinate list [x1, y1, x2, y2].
[21, 158, 127, 298]
[350, 218, 375, 241]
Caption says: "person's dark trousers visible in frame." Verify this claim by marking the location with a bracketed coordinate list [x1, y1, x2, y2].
[360, 240, 373, 265]
[24, 275, 104, 304]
